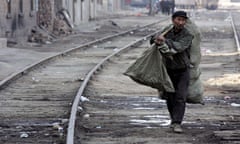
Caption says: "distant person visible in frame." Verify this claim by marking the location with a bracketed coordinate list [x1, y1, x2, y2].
[156, 0, 161, 13]
[150, 11, 193, 133]
[169, 0, 175, 14]
[160, 0, 167, 14]
[165, 0, 170, 15]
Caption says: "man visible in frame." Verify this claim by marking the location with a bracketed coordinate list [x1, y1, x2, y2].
[150, 11, 193, 133]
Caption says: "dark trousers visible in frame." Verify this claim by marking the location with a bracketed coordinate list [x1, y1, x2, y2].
[165, 68, 190, 124]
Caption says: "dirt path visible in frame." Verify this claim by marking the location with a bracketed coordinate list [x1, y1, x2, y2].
[77, 11, 240, 144]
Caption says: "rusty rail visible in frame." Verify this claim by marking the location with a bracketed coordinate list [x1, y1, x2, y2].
[66, 29, 164, 144]
[0, 20, 165, 89]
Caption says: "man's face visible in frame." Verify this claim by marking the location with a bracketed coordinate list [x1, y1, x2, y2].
[172, 16, 187, 30]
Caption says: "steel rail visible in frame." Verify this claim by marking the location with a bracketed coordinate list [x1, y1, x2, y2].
[0, 19, 167, 90]
[230, 12, 240, 52]
[66, 29, 163, 144]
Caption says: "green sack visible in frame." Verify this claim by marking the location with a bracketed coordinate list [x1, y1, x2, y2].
[187, 76, 204, 104]
[124, 44, 175, 92]
[186, 19, 202, 67]
[186, 19, 204, 104]
[190, 66, 201, 80]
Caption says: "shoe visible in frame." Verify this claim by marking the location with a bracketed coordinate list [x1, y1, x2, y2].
[172, 124, 183, 133]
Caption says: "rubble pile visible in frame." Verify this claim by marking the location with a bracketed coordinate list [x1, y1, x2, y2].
[53, 16, 72, 36]
[27, 27, 50, 44]
[28, 14, 72, 44]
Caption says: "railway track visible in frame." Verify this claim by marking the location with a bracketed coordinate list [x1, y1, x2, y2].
[76, 10, 240, 144]
[232, 11, 240, 51]
[0, 18, 169, 144]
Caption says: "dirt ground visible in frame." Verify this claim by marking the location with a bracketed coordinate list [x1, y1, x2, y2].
[78, 10, 240, 144]
[0, 9, 239, 144]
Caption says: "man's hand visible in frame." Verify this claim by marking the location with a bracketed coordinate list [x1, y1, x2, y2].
[154, 35, 165, 45]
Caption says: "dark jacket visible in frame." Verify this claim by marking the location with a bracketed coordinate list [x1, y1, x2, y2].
[164, 27, 193, 69]
[151, 25, 193, 69]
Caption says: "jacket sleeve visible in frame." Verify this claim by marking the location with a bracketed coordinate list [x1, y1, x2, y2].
[150, 36, 155, 45]
[165, 32, 193, 53]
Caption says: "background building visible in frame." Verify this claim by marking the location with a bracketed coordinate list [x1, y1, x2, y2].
[218, 0, 240, 9]
[0, 0, 124, 45]
[0, 0, 38, 43]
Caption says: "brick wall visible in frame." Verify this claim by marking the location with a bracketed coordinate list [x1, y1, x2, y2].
[37, 0, 55, 32]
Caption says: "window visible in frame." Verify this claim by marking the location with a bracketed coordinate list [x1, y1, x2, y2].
[7, 0, 11, 14]
[30, 0, 38, 16]
[30, 0, 39, 11]
[6, 0, 12, 18]
[19, 0, 23, 13]
[35, 0, 39, 11]
[31, 0, 34, 11]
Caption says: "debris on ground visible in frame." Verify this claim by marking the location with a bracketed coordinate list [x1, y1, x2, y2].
[27, 9, 73, 44]
[53, 9, 73, 36]
[27, 26, 52, 44]
[95, 20, 121, 33]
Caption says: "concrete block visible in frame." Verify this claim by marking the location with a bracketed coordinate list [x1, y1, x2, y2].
[0, 38, 7, 48]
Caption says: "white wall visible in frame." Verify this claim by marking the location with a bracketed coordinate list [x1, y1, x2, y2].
[63, 0, 123, 25]
[82, 0, 90, 22]
[219, 0, 240, 8]
[73, 0, 81, 25]
[90, 0, 97, 19]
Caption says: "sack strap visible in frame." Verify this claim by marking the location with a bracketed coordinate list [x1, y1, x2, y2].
[161, 24, 174, 36]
